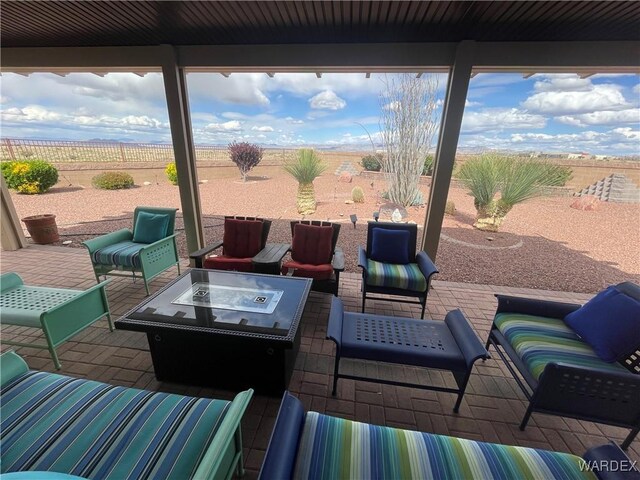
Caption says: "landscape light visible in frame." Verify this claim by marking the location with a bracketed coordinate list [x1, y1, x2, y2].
[373, 211, 380, 222]
[350, 214, 358, 229]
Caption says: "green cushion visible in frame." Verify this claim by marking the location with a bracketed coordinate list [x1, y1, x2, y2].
[494, 312, 629, 381]
[132, 211, 170, 244]
[366, 259, 427, 292]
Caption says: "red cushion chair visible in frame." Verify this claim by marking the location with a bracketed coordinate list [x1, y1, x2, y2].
[190, 216, 271, 272]
[281, 221, 344, 295]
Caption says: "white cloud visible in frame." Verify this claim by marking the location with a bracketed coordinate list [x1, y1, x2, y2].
[383, 101, 401, 111]
[522, 83, 628, 115]
[532, 75, 593, 93]
[462, 108, 546, 133]
[204, 120, 242, 132]
[251, 125, 274, 132]
[633, 84, 640, 95]
[309, 90, 346, 110]
[1, 105, 62, 123]
[556, 108, 640, 127]
[0, 96, 9, 104]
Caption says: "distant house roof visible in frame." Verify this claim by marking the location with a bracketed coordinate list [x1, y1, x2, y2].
[2, 1, 639, 48]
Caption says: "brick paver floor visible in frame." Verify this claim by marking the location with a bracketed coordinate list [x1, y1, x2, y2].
[1, 245, 638, 477]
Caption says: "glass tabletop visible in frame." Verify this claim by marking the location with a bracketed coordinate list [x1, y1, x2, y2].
[123, 269, 311, 337]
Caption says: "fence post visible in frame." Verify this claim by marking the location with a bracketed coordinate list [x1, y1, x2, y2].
[5, 139, 16, 160]
[119, 143, 126, 162]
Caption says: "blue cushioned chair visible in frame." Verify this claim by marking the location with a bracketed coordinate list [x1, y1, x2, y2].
[358, 221, 438, 318]
[83, 206, 180, 295]
[486, 282, 640, 450]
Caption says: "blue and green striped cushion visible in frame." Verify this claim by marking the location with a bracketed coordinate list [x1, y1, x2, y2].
[366, 259, 427, 292]
[494, 313, 629, 381]
[293, 412, 595, 480]
[91, 241, 144, 269]
[1, 371, 230, 480]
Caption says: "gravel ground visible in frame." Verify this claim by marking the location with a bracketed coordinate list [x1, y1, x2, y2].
[10, 172, 640, 294]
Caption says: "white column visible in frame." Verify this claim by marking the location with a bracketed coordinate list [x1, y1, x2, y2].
[422, 41, 474, 260]
[161, 46, 205, 254]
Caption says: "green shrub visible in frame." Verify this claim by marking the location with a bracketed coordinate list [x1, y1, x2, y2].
[165, 162, 178, 185]
[445, 200, 456, 215]
[360, 154, 383, 171]
[1, 160, 59, 194]
[351, 186, 365, 203]
[422, 155, 434, 176]
[92, 171, 134, 190]
[382, 189, 423, 206]
[539, 163, 572, 186]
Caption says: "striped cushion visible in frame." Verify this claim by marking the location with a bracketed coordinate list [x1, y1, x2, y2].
[1, 371, 230, 480]
[366, 259, 427, 292]
[293, 412, 595, 480]
[91, 241, 144, 269]
[494, 313, 629, 381]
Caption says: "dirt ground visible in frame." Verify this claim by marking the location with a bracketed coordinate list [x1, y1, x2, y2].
[8, 166, 640, 294]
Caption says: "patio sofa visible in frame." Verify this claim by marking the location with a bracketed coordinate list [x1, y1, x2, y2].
[486, 282, 640, 450]
[259, 391, 639, 479]
[0, 351, 252, 480]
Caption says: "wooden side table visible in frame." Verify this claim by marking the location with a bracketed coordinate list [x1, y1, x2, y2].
[252, 243, 290, 275]
[0, 272, 112, 369]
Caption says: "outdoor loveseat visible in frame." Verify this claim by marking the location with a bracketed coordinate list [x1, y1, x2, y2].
[486, 282, 640, 450]
[0, 351, 252, 480]
[259, 391, 639, 479]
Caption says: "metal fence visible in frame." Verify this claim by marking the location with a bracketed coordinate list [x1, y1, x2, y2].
[0, 138, 298, 165]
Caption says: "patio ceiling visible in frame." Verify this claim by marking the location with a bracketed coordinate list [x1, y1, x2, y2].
[2, 1, 640, 48]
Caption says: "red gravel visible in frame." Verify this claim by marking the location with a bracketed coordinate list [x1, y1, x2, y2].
[9, 171, 640, 294]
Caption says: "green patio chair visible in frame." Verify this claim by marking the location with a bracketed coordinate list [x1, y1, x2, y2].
[83, 206, 181, 295]
[0, 272, 112, 369]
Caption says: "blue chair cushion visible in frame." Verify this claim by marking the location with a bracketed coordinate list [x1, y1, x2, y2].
[91, 241, 144, 268]
[366, 259, 427, 292]
[564, 285, 640, 362]
[132, 211, 170, 244]
[370, 228, 410, 264]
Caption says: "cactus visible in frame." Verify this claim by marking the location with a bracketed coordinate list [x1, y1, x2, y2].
[352, 186, 365, 203]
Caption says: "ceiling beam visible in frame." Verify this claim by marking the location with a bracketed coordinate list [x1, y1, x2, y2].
[266, 72, 275, 77]
[1, 42, 638, 73]
[522, 72, 536, 79]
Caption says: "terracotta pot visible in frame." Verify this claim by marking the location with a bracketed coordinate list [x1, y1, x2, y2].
[22, 214, 59, 244]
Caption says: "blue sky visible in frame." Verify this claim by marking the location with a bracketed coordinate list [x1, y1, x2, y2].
[1, 71, 638, 155]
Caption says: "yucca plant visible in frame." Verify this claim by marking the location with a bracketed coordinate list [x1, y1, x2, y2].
[457, 154, 552, 231]
[283, 149, 326, 215]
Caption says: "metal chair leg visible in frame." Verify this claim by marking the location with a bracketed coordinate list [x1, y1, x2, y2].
[621, 427, 639, 450]
[332, 355, 341, 396]
[520, 403, 534, 430]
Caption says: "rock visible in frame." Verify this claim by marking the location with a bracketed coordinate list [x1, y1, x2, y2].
[570, 195, 600, 211]
[391, 209, 402, 223]
[339, 213, 344, 216]
[62, 240, 72, 245]
[201, 179, 209, 184]
[345, 200, 354, 204]
[143, 181, 152, 186]
[486, 237, 494, 241]
[379, 203, 408, 220]
[338, 172, 353, 183]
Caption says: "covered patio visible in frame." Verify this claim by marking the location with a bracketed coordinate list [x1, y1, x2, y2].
[2, 245, 636, 477]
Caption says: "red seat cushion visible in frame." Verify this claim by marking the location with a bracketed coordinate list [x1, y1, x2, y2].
[291, 224, 333, 265]
[281, 260, 333, 280]
[203, 255, 254, 272]
[223, 218, 264, 258]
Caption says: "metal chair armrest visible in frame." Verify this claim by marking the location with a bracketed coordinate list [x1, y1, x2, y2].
[82, 228, 133, 253]
[495, 295, 581, 319]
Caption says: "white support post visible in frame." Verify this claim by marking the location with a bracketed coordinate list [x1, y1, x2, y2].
[161, 46, 205, 255]
[421, 41, 475, 261]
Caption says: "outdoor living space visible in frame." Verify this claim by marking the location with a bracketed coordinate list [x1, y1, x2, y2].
[2, 245, 638, 478]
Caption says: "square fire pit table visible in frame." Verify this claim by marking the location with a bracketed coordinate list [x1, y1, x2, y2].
[116, 268, 312, 395]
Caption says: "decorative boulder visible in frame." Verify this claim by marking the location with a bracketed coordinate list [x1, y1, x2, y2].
[570, 195, 600, 211]
[338, 172, 353, 183]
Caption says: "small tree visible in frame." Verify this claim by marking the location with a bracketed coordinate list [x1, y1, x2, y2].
[379, 73, 439, 206]
[457, 154, 565, 232]
[283, 149, 326, 215]
[228, 141, 263, 182]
